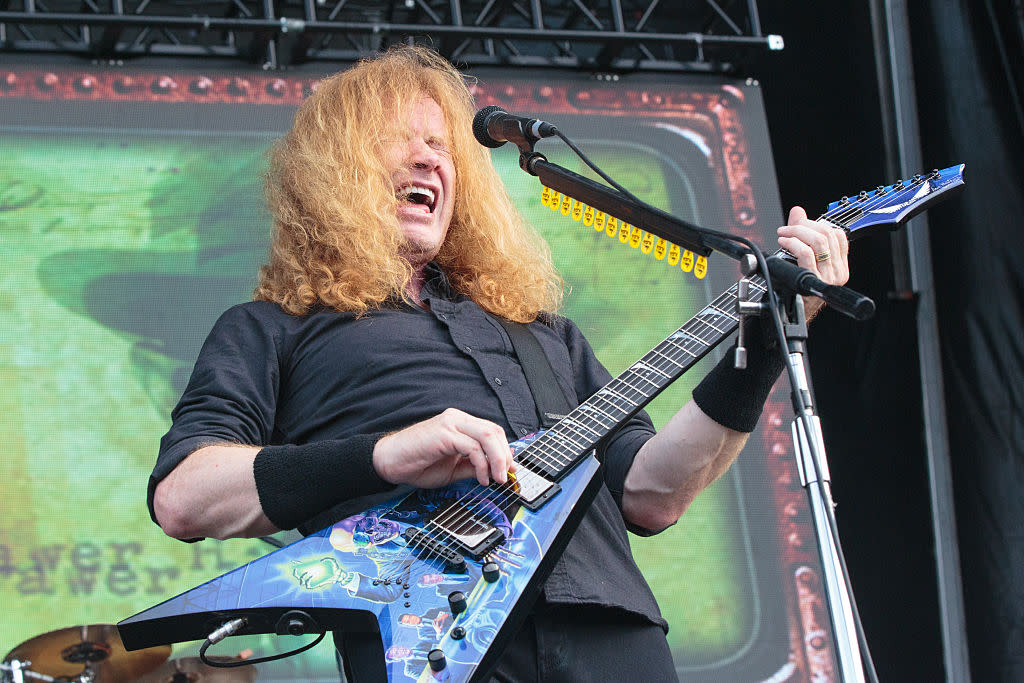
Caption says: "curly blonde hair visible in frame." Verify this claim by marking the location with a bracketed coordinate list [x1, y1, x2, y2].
[256, 45, 563, 322]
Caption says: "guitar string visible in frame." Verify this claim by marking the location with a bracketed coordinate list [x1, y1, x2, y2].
[413, 176, 924, 547]
[381, 176, 937, 580]
[438, 173, 928, 496]
[380, 277, 771, 581]
[379, 179, 901, 580]
[417, 281, 758, 544]
[822, 175, 929, 228]
[377, 176, 933, 577]
[381, 284, 748, 579]
[403, 176, 927, 574]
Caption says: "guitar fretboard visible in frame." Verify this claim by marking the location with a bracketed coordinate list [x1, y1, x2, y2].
[518, 275, 769, 479]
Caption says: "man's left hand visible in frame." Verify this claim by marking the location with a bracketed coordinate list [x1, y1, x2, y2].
[776, 206, 850, 318]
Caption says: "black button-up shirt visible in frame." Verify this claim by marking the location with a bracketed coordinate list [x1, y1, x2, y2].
[153, 264, 666, 630]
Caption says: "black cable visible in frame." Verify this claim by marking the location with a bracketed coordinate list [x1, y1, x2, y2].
[198, 630, 326, 668]
[552, 130, 643, 204]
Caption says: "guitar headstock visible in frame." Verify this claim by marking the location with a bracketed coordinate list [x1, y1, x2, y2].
[822, 164, 965, 240]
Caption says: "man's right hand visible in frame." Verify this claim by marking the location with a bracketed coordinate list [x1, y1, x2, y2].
[372, 408, 515, 488]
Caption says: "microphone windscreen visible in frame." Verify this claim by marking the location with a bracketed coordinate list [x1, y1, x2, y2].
[472, 105, 507, 148]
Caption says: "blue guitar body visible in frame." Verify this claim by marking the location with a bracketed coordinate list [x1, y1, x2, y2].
[119, 434, 602, 682]
[118, 164, 965, 683]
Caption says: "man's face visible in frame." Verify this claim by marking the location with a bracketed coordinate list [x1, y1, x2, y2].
[381, 97, 456, 264]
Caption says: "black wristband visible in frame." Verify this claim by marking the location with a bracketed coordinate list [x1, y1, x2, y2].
[691, 320, 785, 433]
[253, 433, 393, 530]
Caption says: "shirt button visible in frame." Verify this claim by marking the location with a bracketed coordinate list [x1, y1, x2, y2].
[494, 377, 503, 385]
[464, 345, 472, 353]
[519, 427, 530, 436]
[439, 314, 447, 320]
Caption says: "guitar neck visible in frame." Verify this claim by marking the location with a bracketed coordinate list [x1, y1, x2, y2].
[517, 275, 768, 480]
[517, 163, 966, 481]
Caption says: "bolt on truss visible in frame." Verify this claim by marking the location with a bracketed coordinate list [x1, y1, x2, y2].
[0, 0, 783, 72]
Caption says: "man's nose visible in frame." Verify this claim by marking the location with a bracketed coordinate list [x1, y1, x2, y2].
[407, 139, 441, 169]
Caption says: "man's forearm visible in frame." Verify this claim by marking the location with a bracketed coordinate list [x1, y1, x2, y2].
[152, 443, 280, 541]
[621, 400, 750, 532]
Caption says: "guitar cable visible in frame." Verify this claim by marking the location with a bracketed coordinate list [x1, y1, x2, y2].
[198, 618, 327, 669]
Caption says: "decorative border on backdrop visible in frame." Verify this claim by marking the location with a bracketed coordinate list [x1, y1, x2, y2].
[0, 64, 836, 681]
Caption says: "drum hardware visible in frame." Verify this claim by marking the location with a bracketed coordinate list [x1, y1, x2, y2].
[3, 625, 170, 683]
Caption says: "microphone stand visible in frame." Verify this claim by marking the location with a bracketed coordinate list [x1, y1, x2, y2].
[743, 275, 869, 682]
[510, 140, 874, 681]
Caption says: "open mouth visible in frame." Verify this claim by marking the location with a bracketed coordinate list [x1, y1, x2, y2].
[397, 184, 437, 213]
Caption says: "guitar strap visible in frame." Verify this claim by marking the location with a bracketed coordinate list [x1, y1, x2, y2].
[495, 318, 574, 428]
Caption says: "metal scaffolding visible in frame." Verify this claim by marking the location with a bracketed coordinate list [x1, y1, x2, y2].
[0, 0, 782, 71]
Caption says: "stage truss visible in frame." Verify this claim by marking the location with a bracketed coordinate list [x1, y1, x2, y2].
[0, 0, 782, 71]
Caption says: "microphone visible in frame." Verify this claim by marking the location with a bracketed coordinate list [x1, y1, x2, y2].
[765, 256, 876, 320]
[472, 105, 558, 149]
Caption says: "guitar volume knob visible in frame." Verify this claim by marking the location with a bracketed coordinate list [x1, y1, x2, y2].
[428, 648, 447, 672]
[448, 590, 467, 615]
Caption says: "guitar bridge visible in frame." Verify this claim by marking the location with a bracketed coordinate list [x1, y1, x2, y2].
[508, 466, 560, 511]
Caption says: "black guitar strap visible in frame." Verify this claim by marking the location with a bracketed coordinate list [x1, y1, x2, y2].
[496, 318, 574, 428]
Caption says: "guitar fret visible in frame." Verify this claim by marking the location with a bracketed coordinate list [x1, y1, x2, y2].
[593, 398, 629, 418]
[547, 428, 586, 451]
[708, 304, 739, 321]
[578, 402, 617, 425]
[624, 372, 661, 391]
[637, 353, 680, 376]
[600, 385, 639, 409]
[612, 377, 650, 399]
[617, 376, 654, 398]
[654, 342, 693, 362]
[664, 348, 700, 363]
[526, 440, 565, 467]
[569, 413, 604, 433]
[630, 361, 671, 379]
[559, 416, 601, 440]
[694, 314, 726, 334]
[669, 328, 705, 344]
[534, 439, 568, 464]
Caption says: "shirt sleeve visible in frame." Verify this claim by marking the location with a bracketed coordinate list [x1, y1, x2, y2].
[148, 303, 284, 524]
[557, 317, 661, 535]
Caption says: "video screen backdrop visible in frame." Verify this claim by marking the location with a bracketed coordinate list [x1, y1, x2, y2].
[0, 63, 838, 681]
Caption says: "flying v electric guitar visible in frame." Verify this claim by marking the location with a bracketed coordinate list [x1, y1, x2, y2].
[118, 165, 965, 682]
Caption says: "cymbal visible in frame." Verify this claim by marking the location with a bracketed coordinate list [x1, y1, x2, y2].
[133, 656, 257, 682]
[4, 624, 170, 682]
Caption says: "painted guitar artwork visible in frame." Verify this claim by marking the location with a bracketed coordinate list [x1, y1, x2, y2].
[118, 165, 965, 682]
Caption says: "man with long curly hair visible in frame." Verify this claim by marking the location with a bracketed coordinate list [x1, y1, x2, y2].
[149, 46, 850, 680]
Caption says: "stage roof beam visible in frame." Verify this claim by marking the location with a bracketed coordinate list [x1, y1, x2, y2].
[0, 0, 783, 72]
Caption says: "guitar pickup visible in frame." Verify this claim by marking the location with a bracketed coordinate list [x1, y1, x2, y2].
[402, 528, 466, 573]
[429, 504, 507, 560]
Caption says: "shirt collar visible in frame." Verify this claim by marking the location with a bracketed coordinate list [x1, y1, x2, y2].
[419, 261, 459, 302]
